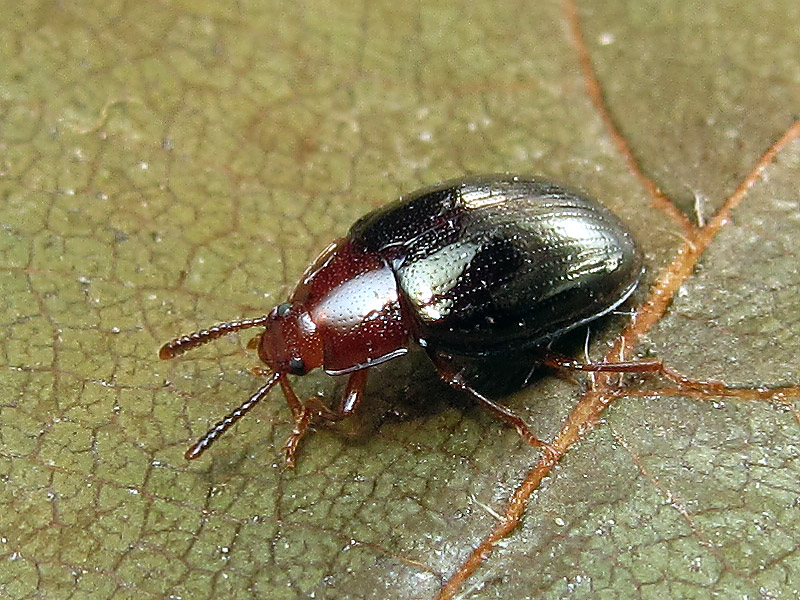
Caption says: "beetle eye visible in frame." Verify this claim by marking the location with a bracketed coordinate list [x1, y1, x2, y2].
[276, 302, 293, 317]
[288, 357, 306, 375]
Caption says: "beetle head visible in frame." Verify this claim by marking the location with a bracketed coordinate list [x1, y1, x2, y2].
[258, 301, 324, 376]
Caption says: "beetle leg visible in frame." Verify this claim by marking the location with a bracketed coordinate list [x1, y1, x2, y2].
[252, 369, 311, 467]
[289, 369, 371, 422]
[339, 369, 369, 416]
[275, 371, 369, 467]
[273, 374, 310, 467]
[275, 372, 305, 420]
[283, 407, 314, 469]
[539, 350, 726, 392]
[429, 352, 557, 458]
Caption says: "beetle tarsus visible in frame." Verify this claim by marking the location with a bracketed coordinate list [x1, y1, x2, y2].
[284, 407, 314, 468]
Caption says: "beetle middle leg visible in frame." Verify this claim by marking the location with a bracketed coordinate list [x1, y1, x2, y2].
[429, 351, 558, 458]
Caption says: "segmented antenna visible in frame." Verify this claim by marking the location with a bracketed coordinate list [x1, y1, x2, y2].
[159, 317, 270, 359]
[185, 371, 282, 460]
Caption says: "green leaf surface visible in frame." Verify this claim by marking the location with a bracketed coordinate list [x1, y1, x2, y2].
[1, 1, 799, 598]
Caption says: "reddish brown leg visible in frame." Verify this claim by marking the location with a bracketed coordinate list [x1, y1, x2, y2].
[539, 350, 726, 392]
[273, 370, 305, 420]
[284, 407, 313, 469]
[274, 374, 309, 467]
[247, 334, 262, 350]
[277, 369, 370, 467]
[339, 368, 369, 415]
[430, 351, 557, 458]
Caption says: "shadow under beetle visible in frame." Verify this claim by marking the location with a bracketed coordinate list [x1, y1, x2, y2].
[159, 174, 650, 466]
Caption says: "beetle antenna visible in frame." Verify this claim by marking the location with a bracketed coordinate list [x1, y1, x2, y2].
[159, 316, 270, 359]
[185, 371, 282, 460]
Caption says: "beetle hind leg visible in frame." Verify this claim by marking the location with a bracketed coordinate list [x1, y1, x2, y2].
[538, 349, 727, 392]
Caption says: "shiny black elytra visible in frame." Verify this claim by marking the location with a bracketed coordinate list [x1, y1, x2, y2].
[159, 174, 643, 466]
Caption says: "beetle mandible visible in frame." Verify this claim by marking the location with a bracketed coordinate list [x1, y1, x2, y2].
[159, 174, 643, 465]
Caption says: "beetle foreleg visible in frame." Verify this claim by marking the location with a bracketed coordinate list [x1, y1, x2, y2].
[284, 407, 313, 469]
[274, 371, 306, 420]
[277, 370, 371, 467]
[273, 374, 309, 468]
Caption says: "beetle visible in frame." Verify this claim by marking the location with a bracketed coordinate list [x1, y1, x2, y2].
[159, 174, 645, 465]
